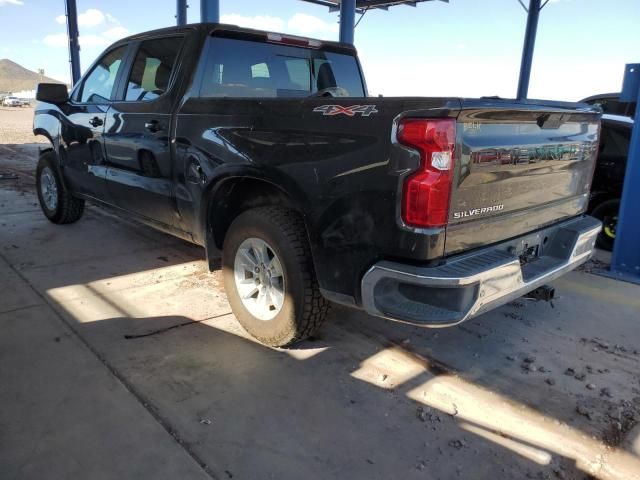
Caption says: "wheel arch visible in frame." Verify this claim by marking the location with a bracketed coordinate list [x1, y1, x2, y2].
[201, 175, 313, 272]
[588, 190, 618, 213]
[33, 127, 55, 146]
[33, 105, 62, 149]
[38, 146, 70, 192]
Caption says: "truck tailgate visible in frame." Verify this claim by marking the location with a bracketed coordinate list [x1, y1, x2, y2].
[445, 101, 600, 255]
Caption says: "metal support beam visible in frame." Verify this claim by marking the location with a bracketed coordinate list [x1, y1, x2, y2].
[608, 63, 640, 284]
[64, 0, 81, 85]
[176, 0, 188, 26]
[339, 0, 356, 44]
[200, 0, 219, 23]
[516, 0, 541, 99]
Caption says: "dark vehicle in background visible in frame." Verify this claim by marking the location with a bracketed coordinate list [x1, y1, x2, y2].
[581, 93, 636, 118]
[588, 114, 633, 250]
[580, 93, 635, 251]
[33, 23, 602, 347]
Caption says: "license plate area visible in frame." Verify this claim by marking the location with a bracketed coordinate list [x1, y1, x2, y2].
[496, 230, 545, 265]
[519, 244, 540, 266]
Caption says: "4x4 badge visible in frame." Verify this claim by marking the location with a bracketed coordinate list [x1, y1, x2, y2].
[313, 105, 379, 117]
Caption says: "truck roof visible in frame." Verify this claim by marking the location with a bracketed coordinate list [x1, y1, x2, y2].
[117, 22, 357, 55]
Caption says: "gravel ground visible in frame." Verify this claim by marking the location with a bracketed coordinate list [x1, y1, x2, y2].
[0, 106, 47, 145]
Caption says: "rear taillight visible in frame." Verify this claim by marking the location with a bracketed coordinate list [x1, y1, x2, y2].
[398, 118, 456, 228]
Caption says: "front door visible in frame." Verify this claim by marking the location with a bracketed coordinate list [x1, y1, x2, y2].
[104, 36, 184, 227]
[62, 45, 128, 201]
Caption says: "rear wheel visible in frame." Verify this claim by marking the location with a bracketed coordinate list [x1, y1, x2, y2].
[591, 198, 619, 251]
[36, 152, 85, 224]
[222, 206, 329, 347]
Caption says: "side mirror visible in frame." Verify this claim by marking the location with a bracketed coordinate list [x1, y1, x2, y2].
[36, 83, 69, 105]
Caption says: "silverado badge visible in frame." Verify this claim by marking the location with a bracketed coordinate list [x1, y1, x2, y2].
[453, 204, 505, 219]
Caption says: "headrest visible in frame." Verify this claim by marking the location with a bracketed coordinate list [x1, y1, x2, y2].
[317, 62, 337, 90]
[155, 64, 172, 91]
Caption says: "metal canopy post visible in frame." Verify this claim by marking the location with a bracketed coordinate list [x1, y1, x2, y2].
[64, 0, 81, 85]
[608, 63, 640, 284]
[339, 0, 356, 44]
[201, 0, 219, 23]
[177, 0, 188, 26]
[516, 0, 542, 99]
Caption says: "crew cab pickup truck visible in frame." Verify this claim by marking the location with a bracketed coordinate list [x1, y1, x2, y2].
[33, 23, 602, 346]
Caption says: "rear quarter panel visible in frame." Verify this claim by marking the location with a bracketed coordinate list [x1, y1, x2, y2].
[175, 96, 460, 301]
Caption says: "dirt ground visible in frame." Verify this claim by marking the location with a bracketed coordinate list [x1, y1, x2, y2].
[1, 107, 640, 480]
[0, 106, 47, 144]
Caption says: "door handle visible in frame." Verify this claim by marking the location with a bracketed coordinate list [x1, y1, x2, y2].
[145, 120, 162, 133]
[89, 116, 103, 127]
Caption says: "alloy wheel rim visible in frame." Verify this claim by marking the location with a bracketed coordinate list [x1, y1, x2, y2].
[233, 237, 285, 321]
[40, 167, 58, 211]
[603, 215, 617, 239]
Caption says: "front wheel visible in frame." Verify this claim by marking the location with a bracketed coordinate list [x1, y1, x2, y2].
[222, 206, 329, 347]
[36, 152, 85, 224]
[591, 199, 619, 251]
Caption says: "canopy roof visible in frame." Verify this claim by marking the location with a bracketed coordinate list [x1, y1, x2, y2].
[299, 0, 448, 13]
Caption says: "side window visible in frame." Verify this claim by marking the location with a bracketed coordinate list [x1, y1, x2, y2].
[79, 46, 127, 104]
[125, 36, 183, 102]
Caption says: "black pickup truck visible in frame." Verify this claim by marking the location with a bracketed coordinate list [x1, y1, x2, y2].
[33, 23, 602, 346]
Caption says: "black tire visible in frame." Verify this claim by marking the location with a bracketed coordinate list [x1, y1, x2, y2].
[222, 206, 329, 347]
[591, 198, 619, 251]
[36, 152, 85, 224]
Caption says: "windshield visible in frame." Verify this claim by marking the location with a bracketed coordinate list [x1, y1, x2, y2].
[199, 37, 365, 98]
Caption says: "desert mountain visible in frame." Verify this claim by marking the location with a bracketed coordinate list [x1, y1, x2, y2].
[0, 59, 66, 93]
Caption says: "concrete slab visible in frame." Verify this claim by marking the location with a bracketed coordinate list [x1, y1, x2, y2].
[0, 305, 210, 480]
[45, 271, 231, 339]
[0, 144, 42, 216]
[0, 211, 183, 271]
[2, 143, 640, 480]
[0, 259, 42, 313]
[0, 188, 40, 216]
[21, 247, 208, 303]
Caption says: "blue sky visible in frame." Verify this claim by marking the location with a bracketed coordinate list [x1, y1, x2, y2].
[0, 0, 638, 100]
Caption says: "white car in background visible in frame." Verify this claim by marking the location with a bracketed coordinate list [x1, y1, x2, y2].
[2, 96, 28, 107]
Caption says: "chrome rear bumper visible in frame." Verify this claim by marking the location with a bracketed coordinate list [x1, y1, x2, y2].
[361, 216, 601, 327]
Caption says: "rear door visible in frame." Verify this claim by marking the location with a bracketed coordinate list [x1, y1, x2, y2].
[445, 101, 600, 255]
[103, 35, 185, 227]
[62, 45, 129, 200]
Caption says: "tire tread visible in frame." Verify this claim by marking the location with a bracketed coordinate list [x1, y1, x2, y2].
[37, 152, 85, 224]
[223, 206, 329, 347]
[253, 206, 329, 346]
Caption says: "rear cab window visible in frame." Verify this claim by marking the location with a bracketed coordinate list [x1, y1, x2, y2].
[198, 36, 365, 98]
